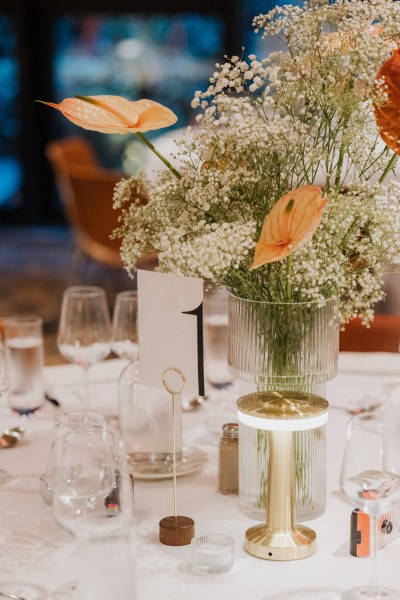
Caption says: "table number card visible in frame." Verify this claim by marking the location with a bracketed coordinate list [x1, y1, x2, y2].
[137, 270, 204, 396]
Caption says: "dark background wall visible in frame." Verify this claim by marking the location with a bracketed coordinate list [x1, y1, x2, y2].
[0, 0, 274, 225]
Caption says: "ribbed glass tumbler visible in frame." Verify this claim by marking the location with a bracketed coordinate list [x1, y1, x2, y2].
[228, 294, 339, 521]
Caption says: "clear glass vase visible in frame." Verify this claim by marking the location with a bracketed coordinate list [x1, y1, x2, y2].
[228, 294, 339, 521]
[118, 360, 182, 473]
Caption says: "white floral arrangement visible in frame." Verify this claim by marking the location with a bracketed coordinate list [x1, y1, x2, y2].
[42, 0, 400, 325]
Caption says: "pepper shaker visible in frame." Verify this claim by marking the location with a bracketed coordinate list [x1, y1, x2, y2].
[218, 423, 239, 494]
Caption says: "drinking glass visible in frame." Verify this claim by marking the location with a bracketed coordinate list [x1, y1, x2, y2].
[203, 287, 233, 389]
[52, 427, 134, 600]
[0, 337, 8, 396]
[53, 429, 116, 533]
[75, 430, 135, 600]
[111, 291, 138, 362]
[340, 413, 400, 599]
[3, 315, 45, 417]
[42, 410, 108, 504]
[57, 286, 111, 409]
[0, 338, 11, 484]
[51, 427, 117, 599]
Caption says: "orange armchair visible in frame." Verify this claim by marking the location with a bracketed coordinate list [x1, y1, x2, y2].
[46, 136, 157, 275]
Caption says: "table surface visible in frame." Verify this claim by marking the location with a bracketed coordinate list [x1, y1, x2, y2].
[1, 353, 400, 600]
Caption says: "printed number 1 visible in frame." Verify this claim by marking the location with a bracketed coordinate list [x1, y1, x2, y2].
[182, 303, 205, 397]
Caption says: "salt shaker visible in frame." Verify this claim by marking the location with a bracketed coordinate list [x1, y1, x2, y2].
[218, 423, 239, 494]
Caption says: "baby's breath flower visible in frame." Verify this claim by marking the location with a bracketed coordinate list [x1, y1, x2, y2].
[112, 0, 400, 325]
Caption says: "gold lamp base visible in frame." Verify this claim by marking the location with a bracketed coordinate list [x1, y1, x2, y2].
[245, 523, 317, 561]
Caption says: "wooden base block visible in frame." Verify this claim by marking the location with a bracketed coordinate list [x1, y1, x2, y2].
[159, 515, 195, 546]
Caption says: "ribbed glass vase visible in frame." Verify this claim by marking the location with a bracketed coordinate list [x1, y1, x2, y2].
[228, 294, 339, 521]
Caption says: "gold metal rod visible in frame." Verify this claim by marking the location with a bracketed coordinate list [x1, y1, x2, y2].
[161, 367, 185, 521]
[172, 392, 177, 518]
[266, 430, 295, 531]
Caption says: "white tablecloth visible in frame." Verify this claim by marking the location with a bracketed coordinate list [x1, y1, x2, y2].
[1, 354, 400, 600]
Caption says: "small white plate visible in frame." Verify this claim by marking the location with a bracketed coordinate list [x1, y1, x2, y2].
[0, 581, 48, 600]
[129, 446, 207, 480]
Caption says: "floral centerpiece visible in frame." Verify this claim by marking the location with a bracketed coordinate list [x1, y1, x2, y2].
[43, 0, 400, 328]
[40, 0, 400, 522]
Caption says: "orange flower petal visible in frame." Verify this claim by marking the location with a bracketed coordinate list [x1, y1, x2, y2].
[373, 49, 400, 155]
[136, 104, 180, 132]
[38, 95, 177, 135]
[250, 185, 327, 269]
[251, 241, 293, 269]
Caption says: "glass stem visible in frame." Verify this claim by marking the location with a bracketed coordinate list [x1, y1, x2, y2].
[82, 366, 90, 410]
[369, 514, 380, 592]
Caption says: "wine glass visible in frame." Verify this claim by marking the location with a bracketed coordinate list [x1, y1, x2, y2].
[51, 427, 116, 599]
[340, 412, 400, 600]
[111, 291, 138, 362]
[57, 286, 111, 409]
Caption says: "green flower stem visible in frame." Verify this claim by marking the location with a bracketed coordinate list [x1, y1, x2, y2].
[379, 151, 398, 184]
[334, 139, 346, 190]
[286, 255, 292, 301]
[333, 110, 352, 191]
[135, 132, 181, 179]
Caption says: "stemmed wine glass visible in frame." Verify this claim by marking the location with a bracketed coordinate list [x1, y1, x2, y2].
[111, 291, 138, 362]
[57, 286, 111, 409]
[340, 412, 400, 599]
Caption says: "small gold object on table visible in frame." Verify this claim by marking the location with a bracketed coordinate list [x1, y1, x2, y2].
[237, 390, 328, 561]
[159, 367, 195, 546]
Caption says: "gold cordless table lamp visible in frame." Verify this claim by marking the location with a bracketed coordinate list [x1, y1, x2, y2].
[237, 390, 328, 561]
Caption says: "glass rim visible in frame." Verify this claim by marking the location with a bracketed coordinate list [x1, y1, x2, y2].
[116, 290, 138, 298]
[228, 291, 338, 307]
[56, 409, 107, 423]
[63, 286, 106, 297]
[3, 314, 43, 326]
[191, 532, 234, 548]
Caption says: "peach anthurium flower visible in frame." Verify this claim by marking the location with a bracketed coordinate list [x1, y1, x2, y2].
[373, 49, 400, 155]
[38, 95, 177, 135]
[38, 94, 181, 178]
[250, 185, 327, 270]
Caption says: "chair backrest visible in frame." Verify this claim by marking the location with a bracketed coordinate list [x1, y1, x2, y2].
[46, 137, 125, 268]
[46, 136, 100, 172]
[46, 136, 158, 271]
[339, 314, 400, 352]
